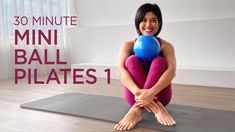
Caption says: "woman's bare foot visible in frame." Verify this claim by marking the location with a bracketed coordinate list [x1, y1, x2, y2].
[114, 105, 142, 131]
[154, 102, 176, 126]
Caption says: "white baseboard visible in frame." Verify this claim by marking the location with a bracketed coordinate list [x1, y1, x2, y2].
[71, 63, 235, 88]
[174, 65, 235, 88]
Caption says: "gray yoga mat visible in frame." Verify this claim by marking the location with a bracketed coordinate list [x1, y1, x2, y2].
[21, 93, 235, 132]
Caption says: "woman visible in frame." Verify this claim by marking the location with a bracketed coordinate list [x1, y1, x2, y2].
[114, 3, 176, 131]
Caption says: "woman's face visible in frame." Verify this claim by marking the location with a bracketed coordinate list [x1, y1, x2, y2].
[139, 12, 160, 36]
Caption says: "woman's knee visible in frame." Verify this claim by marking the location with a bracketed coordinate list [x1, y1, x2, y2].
[125, 55, 140, 68]
[151, 56, 167, 69]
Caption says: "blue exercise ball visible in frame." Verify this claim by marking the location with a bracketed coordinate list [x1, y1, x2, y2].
[134, 35, 160, 62]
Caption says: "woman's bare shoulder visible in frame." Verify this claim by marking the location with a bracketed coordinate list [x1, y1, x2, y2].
[124, 40, 135, 46]
[159, 38, 174, 51]
[160, 38, 173, 47]
[121, 40, 135, 49]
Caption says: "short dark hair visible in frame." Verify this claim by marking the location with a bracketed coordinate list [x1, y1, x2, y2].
[135, 3, 163, 36]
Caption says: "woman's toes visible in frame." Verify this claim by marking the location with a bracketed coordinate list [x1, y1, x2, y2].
[115, 122, 122, 130]
[128, 123, 134, 130]
[125, 123, 132, 131]
[172, 118, 176, 125]
[163, 119, 168, 125]
[116, 124, 122, 131]
[114, 123, 119, 130]
[119, 124, 125, 131]
[167, 118, 172, 125]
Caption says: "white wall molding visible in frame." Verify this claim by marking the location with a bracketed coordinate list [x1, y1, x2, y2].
[174, 65, 235, 88]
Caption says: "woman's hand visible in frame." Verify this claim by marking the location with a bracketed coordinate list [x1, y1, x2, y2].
[134, 89, 155, 107]
[144, 101, 159, 113]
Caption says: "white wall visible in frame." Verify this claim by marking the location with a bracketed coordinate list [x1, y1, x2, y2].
[76, 0, 157, 26]
[76, 0, 235, 25]
[68, 0, 235, 88]
[162, 18, 235, 69]
[73, 0, 235, 68]
[68, 25, 136, 64]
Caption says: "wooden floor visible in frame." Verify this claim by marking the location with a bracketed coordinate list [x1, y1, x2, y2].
[0, 77, 235, 132]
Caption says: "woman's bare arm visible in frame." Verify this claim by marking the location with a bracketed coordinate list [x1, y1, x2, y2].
[117, 41, 140, 95]
[150, 39, 176, 94]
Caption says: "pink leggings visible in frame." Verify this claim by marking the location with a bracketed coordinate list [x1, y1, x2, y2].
[124, 55, 172, 107]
